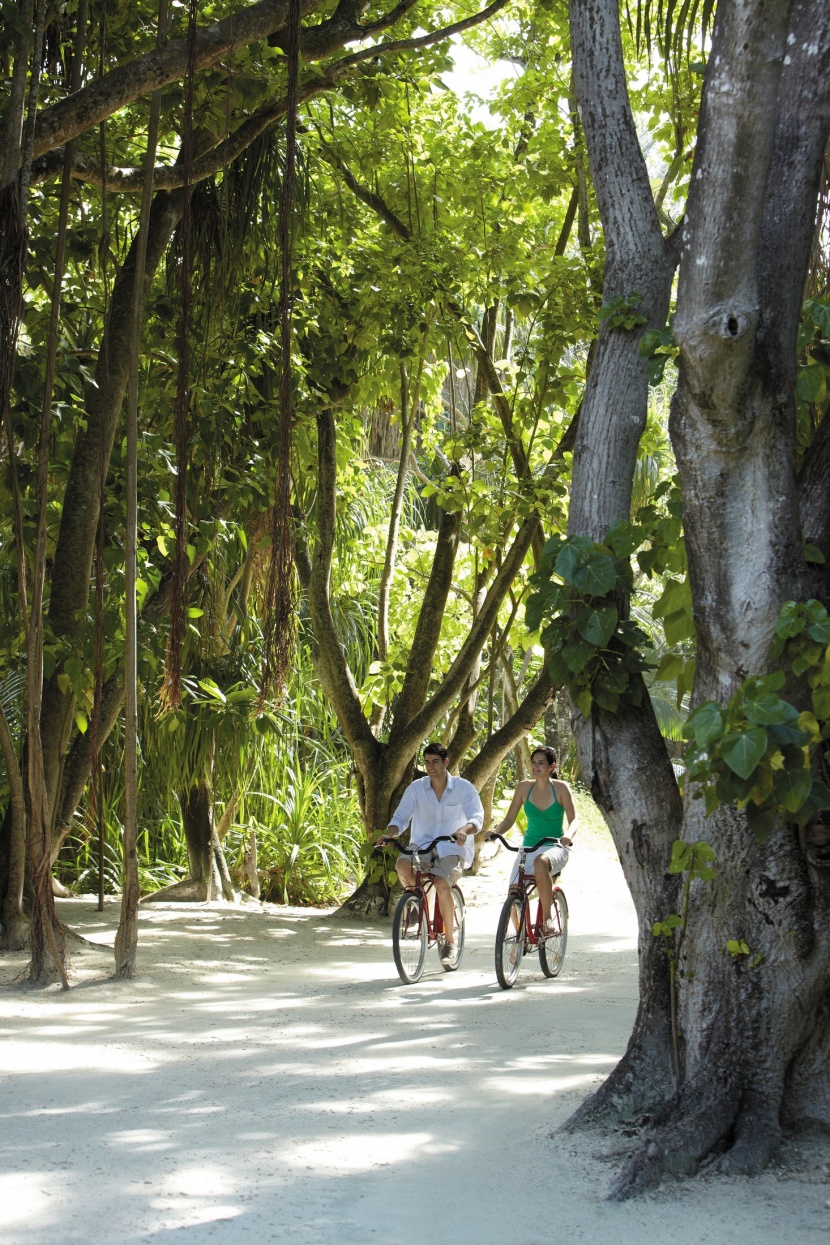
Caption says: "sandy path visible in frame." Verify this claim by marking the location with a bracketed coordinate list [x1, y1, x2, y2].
[1, 828, 828, 1244]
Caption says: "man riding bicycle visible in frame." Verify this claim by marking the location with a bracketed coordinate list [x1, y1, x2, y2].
[379, 742, 484, 966]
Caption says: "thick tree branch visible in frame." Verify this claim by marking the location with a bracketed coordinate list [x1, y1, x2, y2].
[462, 666, 554, 789]
[307, 407, 378, 760]
[673, 0, 793, 416]
[32, 0, 510, 162]
[387, 480, 463, 736]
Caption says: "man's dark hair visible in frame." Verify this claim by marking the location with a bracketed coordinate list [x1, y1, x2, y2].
[423, 741, 449, 761]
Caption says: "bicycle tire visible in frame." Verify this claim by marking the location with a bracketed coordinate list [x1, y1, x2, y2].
[539, 888, 568, 978]
[440, 886, 466, 972]
[495, 893, 525, 989]
[392, 891, 427, 983]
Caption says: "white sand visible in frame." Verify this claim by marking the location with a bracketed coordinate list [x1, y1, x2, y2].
[1, 828, 828, 1244]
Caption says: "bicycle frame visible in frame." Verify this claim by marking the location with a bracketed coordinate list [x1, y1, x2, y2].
[497, 834, 567, 947]
[405, 860, 447, 945]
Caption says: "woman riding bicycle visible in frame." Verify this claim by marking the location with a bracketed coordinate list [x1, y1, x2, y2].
[491, 746, 578, 935]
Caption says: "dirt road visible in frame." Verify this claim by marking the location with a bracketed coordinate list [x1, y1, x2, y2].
[1, 828, 827, 1243]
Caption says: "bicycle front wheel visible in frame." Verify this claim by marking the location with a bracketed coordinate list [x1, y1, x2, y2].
[392, 891, 427, 983]
[495, 894, 525, 989]
[440, 886, 466, 972]
[539, 889, 568, 978]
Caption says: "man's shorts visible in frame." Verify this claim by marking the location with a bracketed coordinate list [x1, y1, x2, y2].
[510, 842, 570, 886]
[399, 852, 464, 885]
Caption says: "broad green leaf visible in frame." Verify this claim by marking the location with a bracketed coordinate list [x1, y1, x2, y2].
[555, 537, 593, 582]
[746, 801, 777, 843]
[686, 701, 725, 747]
[669, 840, 692, 873]
[653, 576, 691, 619]
[773, 766, 812, 814]
[807, 615, 830, 643]
[743, 694, 799, 726]
[562, 637, 595, 674]
[796, 361, 827, 406]
[775, 601, 805, 638]
[571, 552, 617, 596]
[655, 652, 684, 682]
[576, 603, 618, 647]
[812, 684, 830, 719]
[721, 727, 768, 779]
[663, 608, 695, 645]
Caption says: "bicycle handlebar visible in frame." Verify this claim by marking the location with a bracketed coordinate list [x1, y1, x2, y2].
[377, 833, 461, 855]
[486, 832, 568, 852]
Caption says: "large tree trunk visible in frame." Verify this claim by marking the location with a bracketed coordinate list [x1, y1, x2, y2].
[566, 0, 830, 1198]
[564, 0, 683, 1131]
[142, 777, 234, 903]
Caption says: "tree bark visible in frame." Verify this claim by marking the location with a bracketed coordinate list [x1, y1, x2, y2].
[566, 0, 830, 1198]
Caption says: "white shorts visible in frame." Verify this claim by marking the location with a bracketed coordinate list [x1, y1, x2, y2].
[510, 843, 570, 886]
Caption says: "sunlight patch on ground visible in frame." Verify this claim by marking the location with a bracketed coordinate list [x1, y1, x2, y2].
[108, 1128, 174, 1152]
[0, 1172, 53, 1227]
[0, 1040, 159, 1074]
[480, 1072, 602, 1096]
[283, 1131, 436, 1171]
[196, 994, 315, 1013]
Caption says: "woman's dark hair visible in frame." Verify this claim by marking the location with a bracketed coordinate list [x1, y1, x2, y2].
[423, 741, 449, 761]
[531, 745, 557, 769]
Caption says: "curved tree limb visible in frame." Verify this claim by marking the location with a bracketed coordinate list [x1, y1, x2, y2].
[31, 0, 511, 163]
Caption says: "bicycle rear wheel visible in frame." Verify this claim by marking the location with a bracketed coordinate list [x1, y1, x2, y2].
[539, 889, 568, 978]
[392, 891, 427, 983]
[495, 894, 525, 989]
[440, 886, 466, 972]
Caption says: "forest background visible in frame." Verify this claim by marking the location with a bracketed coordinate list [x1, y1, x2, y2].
[2, 0, 830, 1198]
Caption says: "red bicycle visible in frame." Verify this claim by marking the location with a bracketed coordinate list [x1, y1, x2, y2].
[379, 834, 466, 983]
[487, 832, 568, 989]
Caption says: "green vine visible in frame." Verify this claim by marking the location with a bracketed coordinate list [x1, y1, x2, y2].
[525, 525, 654, 716]
[684, 600, 830, 842]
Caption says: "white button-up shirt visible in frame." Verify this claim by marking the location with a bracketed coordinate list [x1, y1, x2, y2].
[388, 773, 484, 868]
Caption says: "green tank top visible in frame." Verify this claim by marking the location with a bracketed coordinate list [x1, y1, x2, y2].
[523, 783, 565, 849]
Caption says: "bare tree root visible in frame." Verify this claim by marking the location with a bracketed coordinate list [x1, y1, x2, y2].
[338, 875, 392, 918]
[0, 912, 30, 951]
[140, 878, 209, 903]
[563, 1027, 674, 1132]
[608, 1075, 743, 1200]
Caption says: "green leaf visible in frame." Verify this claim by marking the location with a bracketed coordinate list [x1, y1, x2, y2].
[686, 701, 725, 747]
[746, 800, 777, 842]
[721, 727, 768, 779]
[576, 603, 618, 647]
[198, 678, 227, 703]
[773, 767, 812, 814]
[812, 683, 830, 719]
[806, 615, 830, 643]
[525, 591, 548, 633]
[803, 543, 826, 565]
[663, 608, 695, 646]
[776, 601, 805, 638]
[655, 652, 684, 682]
[562, 637, 596, 674]
[575, 687, 593, 716]
[669, 840, 692, 873]
[743, 694, 799, 726]
[796, 361, 827, 405]
[571, 552, 617, 596]
[555, 537, 593, 582]
[546, 649, 571, 685]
